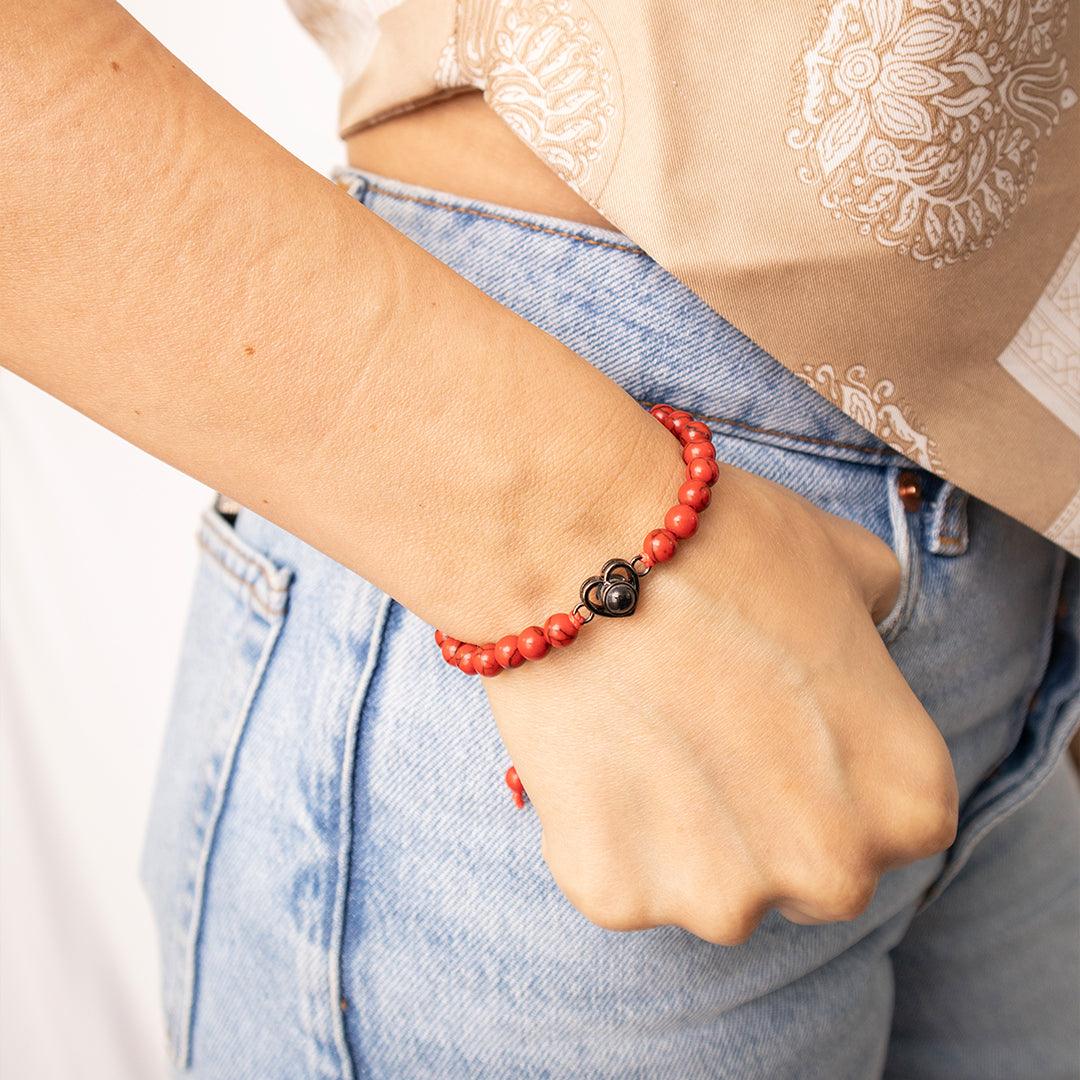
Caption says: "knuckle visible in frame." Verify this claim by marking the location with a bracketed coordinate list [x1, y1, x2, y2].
[884, 765, 959, 859]
[781, 832, 878, 920]
[906, 793, 959, 856]
[813, 871, 878, 921]
[696, 898, 767, 946]
[875, 737, 959, 860]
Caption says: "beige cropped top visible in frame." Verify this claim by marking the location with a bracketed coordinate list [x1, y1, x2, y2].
[287, 0, 1080, 555]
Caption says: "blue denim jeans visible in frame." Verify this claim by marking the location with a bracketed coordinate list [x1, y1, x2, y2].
[141, 169, 1080, 1080]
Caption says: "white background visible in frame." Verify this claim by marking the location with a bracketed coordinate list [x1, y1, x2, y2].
[1, 4, 341, 1076]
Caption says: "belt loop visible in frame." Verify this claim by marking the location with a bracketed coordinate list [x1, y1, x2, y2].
[333, 169, 370, 205]
[925, 480, 970, 556]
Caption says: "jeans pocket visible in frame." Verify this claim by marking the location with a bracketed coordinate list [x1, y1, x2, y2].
[139, 500, 293, 1069]
[915, 551, 1079, 913]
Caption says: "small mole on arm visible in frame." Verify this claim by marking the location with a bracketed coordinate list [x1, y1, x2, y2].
[110, 60, 121, 72]
[243, 344, 256, 357]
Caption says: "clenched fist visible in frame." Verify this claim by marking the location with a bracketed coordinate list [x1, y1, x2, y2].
[483, 462, 958, 944]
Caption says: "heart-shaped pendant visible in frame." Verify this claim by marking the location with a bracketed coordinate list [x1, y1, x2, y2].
[580, 558, 640, 618]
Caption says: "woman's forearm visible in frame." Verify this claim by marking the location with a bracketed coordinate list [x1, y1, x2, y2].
[1, 0, 681, 638]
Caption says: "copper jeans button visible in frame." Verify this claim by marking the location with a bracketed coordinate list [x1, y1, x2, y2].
[898, 470, 923, 513]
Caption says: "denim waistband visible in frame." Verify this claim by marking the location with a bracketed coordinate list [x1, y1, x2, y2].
[332, 166, 913, 470]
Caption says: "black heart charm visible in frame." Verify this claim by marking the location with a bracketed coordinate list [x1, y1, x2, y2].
[580, 558, 640, 618]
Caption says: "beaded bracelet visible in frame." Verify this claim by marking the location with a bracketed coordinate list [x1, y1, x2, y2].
[433, 403, 717, 808]
[432, 403, 717, 678]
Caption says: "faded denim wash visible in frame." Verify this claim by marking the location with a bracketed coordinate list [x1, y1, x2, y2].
[141, 169, 1080, 1080]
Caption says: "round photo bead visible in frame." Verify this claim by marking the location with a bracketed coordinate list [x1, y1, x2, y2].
[667, 411, 694, 437]
[495, 634, 524, 668]
[544, 612, 579, 647]
[455, 642, 480, 675]
[440, 637, 463, 665]
[681, 421, 711, 444]
[518, 626, 550, 660]
[683, 440, 716, 464]
[644, 527, 678, 563]
[475, 644, 502, 677]
[678, 479, 711, 511]
[687, 456, 721, 486]
[650, 404, 674, 424]
[664, 504, 699, 539]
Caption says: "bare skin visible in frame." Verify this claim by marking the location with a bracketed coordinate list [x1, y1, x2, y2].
[1, 1, 957, 943]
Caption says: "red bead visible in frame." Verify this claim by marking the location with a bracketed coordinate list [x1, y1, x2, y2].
[456, 642, 480, 675]
[475, 643, 502, 677]
[518, 626, 550, 660]
[681, 421, 712, 444]
[678, 479, 711, 511]
[495, 634, 525, 669]
[440, 637, 463, 665]
[643, 527, 678, 563]
[505, 765, 526, 809]
[665, 503, 699, 538]
[650, 404, 674, 424]
[687, 456, 721, 486]
[434, 628, 446, 647]
[683, 441, 716, 463]
[666, 410, 693, 436]
[544, 612, 578, 647]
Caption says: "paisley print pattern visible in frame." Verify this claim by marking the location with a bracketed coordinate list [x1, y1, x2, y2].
[786, 0, 1075, 267]
[434, 0, 622, 197]
[798, 362, 942, 469]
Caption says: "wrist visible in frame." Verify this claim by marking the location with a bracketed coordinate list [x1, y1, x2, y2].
[433, 394, 687, 643]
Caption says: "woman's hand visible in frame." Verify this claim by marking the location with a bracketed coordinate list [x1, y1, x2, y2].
[483, 462, 959, 943]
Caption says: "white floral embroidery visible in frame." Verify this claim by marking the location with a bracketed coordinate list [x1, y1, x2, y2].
[786, 0, 1075, 267]
[798, 362, 942, 469]
[434, 0, 621, 196]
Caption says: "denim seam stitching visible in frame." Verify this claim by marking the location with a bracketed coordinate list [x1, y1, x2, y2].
[917, 693, 1080, 915]
[172, 610, 289, 1067]
[363, 181, 645, 255]
[916, 547, 1071, 911]
[329, 592, 397, 1080]
[877, 465, 920, 644]
[955, 546, 1068, 826]
[925, 483, 969, 555]
[195, 536, 285, 623]
[200, 509, 291, 594]
[353, 182, 904, 462]
[639, 400, 900, 460]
